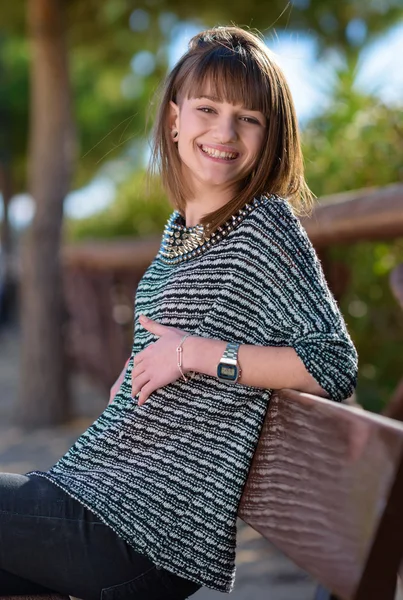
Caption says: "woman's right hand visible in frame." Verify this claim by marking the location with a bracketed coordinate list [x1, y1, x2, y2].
[108, 357, 131, 405]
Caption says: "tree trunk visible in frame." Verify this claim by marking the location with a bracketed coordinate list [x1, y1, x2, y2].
[19, 0, 76, 427]
[0, 32, 15, 326]
[0, 163, 12, 258]
[0, 161, 15, 324]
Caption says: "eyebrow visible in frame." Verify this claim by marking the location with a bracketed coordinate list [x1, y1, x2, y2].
[193, 95, 263, 114]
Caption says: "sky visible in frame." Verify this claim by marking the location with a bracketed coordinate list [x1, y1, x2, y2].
[3, 20, 403, 230]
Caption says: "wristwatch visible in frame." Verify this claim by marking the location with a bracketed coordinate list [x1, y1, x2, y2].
[217, 342, 242, 384]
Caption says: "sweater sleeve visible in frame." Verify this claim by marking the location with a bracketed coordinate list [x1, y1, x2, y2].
[253, 199, 358, 402]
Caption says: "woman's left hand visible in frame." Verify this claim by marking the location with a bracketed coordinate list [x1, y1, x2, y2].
[132, 315, 191, 406]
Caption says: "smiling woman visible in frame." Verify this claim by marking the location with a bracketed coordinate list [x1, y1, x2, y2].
[150, 26, 314, 233]
[0, 25, 358, 600]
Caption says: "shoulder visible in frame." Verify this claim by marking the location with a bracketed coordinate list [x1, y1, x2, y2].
[249, 195, 310, 242]
[242, 195, 319, 269]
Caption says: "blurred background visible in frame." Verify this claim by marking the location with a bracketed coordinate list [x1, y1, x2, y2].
[0, 2, 402, 598]
[0, 1, 402, 427]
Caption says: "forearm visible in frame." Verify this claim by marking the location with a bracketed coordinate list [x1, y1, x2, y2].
[184, 336, 328, 397]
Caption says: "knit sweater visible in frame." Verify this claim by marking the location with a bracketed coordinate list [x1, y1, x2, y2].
[29, 195, 358, 593]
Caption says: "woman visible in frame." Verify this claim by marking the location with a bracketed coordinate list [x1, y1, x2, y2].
[0, 25, 358, 600]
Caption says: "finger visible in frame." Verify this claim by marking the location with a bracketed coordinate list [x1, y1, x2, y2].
[133, 352, 144, 366]
[131, 372, 150, 398]
[131, 362, 146, 383]
[139, 315, 167, 337]
[131, 358, 146, 383]
[137, 382, 155, 406]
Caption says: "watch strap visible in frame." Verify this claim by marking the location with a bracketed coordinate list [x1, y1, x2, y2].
[222, 342, 240, 362]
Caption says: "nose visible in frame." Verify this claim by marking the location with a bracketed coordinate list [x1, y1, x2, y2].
[213, 116, 237, 144]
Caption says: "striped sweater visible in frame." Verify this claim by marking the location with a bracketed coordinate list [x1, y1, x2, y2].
[30, 195, 358, 593]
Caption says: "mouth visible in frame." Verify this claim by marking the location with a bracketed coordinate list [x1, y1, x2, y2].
[198, 144, 240, 161]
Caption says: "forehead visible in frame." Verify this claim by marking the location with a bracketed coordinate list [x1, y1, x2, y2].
[177, 51, 271, 115]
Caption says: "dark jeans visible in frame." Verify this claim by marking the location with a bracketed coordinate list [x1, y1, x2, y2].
[0, 473, 201, 600]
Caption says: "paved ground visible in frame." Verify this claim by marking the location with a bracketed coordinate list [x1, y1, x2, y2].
[0, 325, 316, 600]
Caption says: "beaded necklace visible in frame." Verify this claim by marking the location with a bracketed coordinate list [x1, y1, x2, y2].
[158, 195, 273, 265]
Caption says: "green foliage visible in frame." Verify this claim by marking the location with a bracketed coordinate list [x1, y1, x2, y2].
[303, 72, 403, 195]
[66, 171, 171, 241]
[0, 34, 30, 183]
[303, 64, 403, 412]
[70, 50, 158, 189]
[337, 242, 403, 413]
[0, 1, 167, 193]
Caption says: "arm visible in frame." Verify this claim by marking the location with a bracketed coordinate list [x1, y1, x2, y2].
[183, 336, 328, 396]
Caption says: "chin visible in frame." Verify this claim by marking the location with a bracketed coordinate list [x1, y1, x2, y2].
[200, 174, 240, 188]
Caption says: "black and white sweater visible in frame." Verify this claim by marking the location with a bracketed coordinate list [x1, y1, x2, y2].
[30, 195, 358, 593]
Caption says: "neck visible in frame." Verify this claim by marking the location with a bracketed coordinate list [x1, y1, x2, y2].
[184, 183, 236, 228]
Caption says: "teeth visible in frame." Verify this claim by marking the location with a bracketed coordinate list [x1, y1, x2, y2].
[201, 145, 238, 160]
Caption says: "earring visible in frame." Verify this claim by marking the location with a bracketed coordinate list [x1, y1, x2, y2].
[172, 129, 179, 141]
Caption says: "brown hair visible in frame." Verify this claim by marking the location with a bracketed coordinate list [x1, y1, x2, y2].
[149, 26, 313, 232]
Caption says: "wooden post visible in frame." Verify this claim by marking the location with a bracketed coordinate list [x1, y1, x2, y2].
[18, 0, 76, 427]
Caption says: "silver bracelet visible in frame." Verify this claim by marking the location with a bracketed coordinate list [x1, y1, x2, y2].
[176, 333, 196, 382]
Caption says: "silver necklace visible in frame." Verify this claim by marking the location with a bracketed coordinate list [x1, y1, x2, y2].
[157, 195, 273, 265]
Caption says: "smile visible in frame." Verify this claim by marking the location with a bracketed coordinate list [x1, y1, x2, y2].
[199, 144, 239, 161]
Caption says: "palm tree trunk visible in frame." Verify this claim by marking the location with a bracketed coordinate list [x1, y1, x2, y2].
[19, 0, 76, 427]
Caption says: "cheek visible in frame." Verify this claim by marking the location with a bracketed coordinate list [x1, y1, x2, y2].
[241, 135, 264, 167]
[251, 130, 266, 154]
[176, 140, 196, 174]
[177, 138, 192, 163]
[177, 126, 201, 161]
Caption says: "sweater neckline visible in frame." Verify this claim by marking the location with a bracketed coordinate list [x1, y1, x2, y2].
[157, 194, 276, 265]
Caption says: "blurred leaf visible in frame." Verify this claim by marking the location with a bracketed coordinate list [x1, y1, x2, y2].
[65, 171, 171, 240]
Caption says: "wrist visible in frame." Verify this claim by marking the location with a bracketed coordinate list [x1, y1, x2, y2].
[183, 336, 227, 377]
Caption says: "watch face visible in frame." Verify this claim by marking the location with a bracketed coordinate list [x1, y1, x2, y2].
[217, 363, 238, 381]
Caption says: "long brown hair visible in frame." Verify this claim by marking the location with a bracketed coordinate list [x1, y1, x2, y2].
[149, 26, 313, 232]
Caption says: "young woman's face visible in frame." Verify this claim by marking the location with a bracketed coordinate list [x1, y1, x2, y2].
[170, 89, 266, 195]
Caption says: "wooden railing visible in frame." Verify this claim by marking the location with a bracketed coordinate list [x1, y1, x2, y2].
[62, 183, 403, 399]
[300, 183, 403, 246]
[62, 237, 160, 388]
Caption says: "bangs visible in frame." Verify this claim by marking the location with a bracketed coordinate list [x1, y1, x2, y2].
[178, 47, 272, 116]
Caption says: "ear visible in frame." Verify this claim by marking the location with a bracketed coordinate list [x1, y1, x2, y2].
[169, 100, 180, 132]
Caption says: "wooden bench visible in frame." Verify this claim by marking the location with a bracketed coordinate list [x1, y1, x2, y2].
[239, 389, 403, 599]
[2, 390, 403, 600]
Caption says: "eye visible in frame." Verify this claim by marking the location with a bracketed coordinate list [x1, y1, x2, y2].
[240, 116, 261, 125]
[197, 106, 216, 114]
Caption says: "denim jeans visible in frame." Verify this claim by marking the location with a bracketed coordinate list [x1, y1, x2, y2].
[0, 473, 201, 600]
